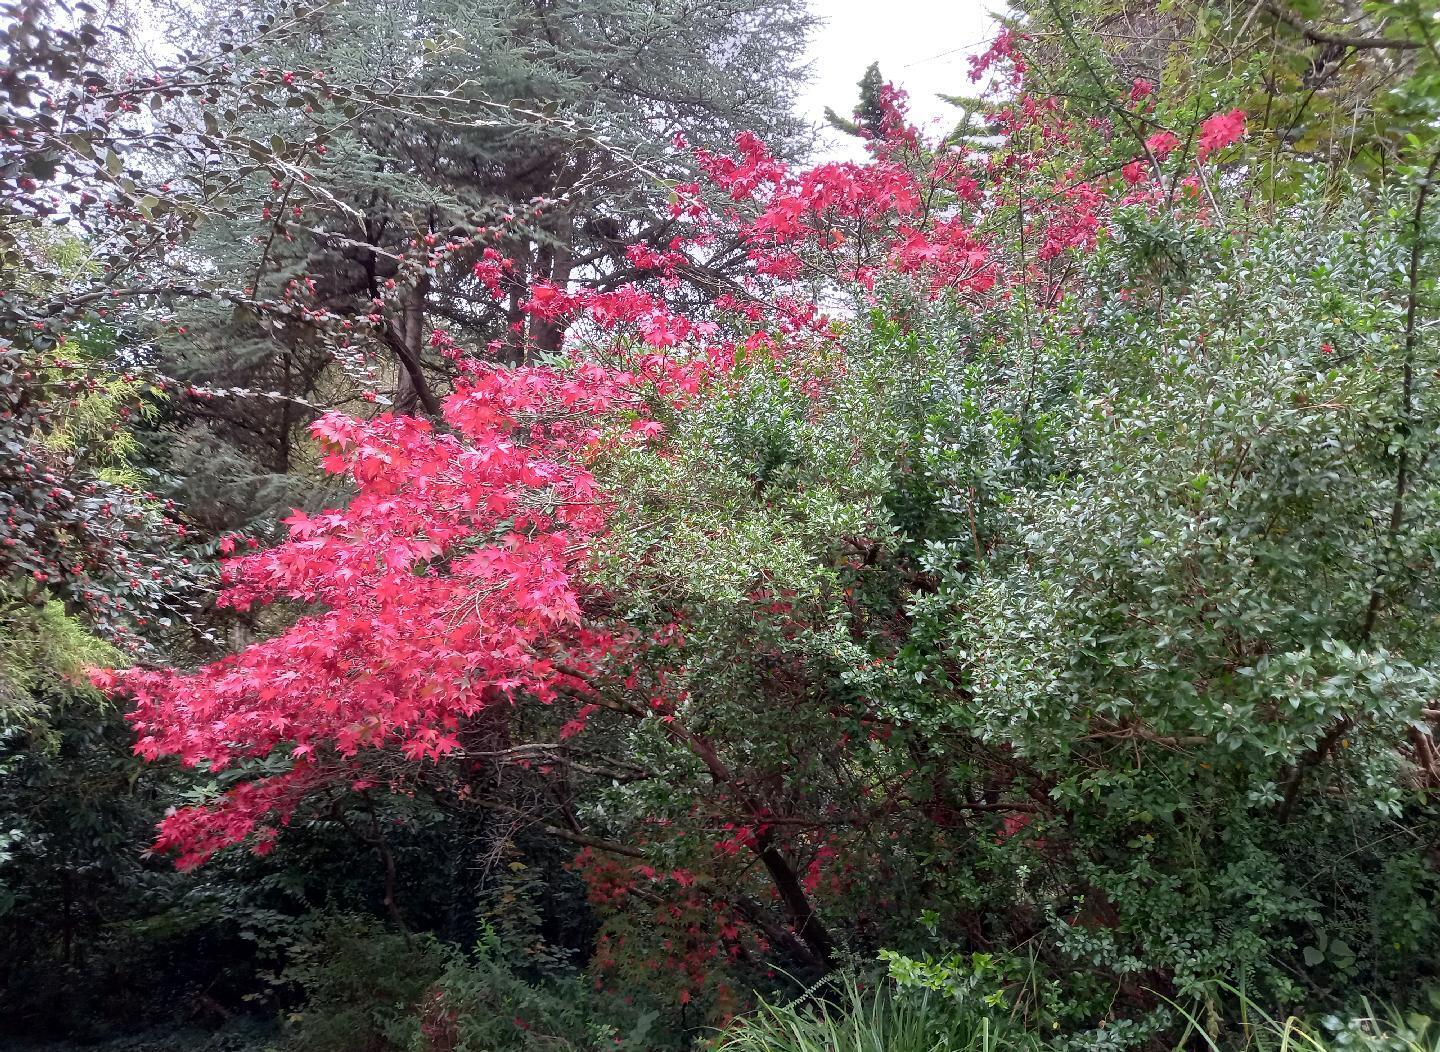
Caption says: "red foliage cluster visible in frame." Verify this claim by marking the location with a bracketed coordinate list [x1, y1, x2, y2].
[99, 60, 1249, 886]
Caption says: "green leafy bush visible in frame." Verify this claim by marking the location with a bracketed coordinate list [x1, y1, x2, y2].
[280, 914, 665, 1052]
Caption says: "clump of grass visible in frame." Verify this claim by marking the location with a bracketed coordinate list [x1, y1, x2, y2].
[709, 972, 1040, 1052]
[714, 974, 1440, 1052]
[1177, 994, 1440, 1052]
[1198, 1001, 1434, 1047]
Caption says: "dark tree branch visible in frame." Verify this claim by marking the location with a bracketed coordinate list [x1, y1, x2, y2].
[1258, 2, 1421, 52]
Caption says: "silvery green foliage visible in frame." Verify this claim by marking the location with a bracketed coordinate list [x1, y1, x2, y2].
[930, 194, 1437, 770]
[885, 189, 1440, 1028]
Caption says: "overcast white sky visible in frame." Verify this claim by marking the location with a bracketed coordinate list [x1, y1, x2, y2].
[798, 0, 1003, 159]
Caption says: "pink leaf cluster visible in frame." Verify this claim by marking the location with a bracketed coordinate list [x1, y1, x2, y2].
[98, 71, 1254, 868]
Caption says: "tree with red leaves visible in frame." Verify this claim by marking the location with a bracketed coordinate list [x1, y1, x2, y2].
[97, 61, 1289, 1000]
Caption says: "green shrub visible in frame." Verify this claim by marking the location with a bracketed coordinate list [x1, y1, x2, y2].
[280, 914, 665, 1052]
